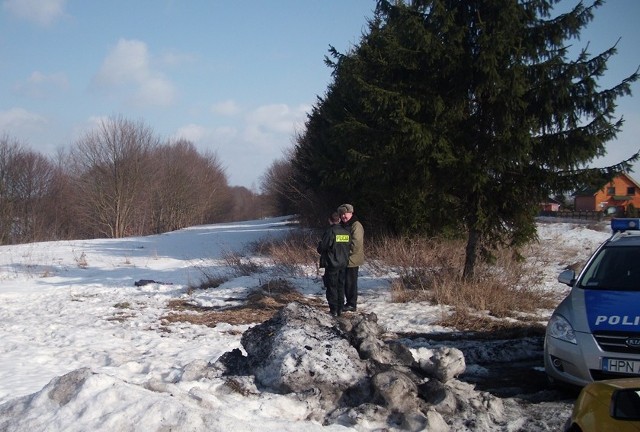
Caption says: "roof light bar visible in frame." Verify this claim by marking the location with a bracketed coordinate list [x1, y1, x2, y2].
[611, 218, 640, 232]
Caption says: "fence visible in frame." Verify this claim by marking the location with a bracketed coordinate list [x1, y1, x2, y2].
[538, 210, 604, 221]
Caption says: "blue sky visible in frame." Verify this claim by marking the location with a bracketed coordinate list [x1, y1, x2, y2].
[1, 0, 638, 188]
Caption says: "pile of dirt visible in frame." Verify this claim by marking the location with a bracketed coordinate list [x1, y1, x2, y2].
[212, 302, 528, 432]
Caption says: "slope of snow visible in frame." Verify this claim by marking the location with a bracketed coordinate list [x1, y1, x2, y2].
[0, 217, 611, 431]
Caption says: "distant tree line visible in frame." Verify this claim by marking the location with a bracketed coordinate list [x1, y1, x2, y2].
[0, 116, 272, 245]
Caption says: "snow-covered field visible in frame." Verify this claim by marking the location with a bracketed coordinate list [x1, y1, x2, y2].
[0, 216, 613, 431]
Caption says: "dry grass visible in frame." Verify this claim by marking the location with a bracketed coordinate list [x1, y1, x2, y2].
[189, 275, 228, 291]
[165, 229, 558, 332]
[369, 234, 556, 330]
[248, 230, 320, 276]
[222, 252, 261, 276]
[433, 307, 547, 334]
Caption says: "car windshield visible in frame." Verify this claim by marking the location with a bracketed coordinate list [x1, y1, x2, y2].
[578, 246, 640, 291]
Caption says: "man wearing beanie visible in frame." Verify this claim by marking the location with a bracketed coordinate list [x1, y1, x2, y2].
[337, 203, 364, 312]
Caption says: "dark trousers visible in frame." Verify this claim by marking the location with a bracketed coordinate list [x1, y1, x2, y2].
[344, 266, 359, 307]
[323, 267, 346, 312]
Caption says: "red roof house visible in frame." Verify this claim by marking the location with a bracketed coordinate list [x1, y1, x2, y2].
[574, 172, 640, 215]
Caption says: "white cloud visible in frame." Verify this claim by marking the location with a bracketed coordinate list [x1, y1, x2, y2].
[243, 103, 308, 150]
[69, 116, 108, 142]
[247, 103, 309, 134]
[173, 123, 208, 143]
[95, 39, 149, 85]
[135, 76, 176, 108]
[93, 39, 177, 108]
[2, 0, 67, 26]
[178, 102, 308, 149]
[180, 103, 307, 152]
[13, 71, 69, 98]
[0, 108, 47, 132]
[0, 108, 53, 150]
[211, 100, 241, 116]
[169, 102, 311, 186]
[173, 123, 237, 144]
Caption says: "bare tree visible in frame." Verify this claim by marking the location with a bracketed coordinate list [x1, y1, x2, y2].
[149, 140, 230, 233]
[7, 150, 56, 242]
[69, 116, 159, 238]
[223, 186, 268, 222]
[260, 143, 325, 222]
[41, 148, 83, 240]
[0, 135, 22, 244]
[194, 149, 231, 224]
[0, 135, 62, 244]
[260, 155, 298, 217]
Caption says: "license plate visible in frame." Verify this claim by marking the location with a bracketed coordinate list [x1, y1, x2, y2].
[602, 357, 640, 375]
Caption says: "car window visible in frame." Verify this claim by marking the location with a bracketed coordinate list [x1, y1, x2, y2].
[613, 388, 640, 420]
[579, 246, 640, 291]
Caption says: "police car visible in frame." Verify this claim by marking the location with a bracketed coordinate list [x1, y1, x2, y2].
[545, 218, 640, 387]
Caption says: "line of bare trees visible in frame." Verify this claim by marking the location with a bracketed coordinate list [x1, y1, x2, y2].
[0, 116, 272, 245]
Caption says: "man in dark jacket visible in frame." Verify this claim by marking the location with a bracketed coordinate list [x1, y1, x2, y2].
[317, 212, 351, 316]
[337, 203, 364, 312]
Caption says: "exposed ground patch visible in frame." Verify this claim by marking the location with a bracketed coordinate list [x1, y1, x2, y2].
[161, 279, 326, 327]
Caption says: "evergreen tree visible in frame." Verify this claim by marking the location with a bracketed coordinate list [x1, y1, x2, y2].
[293, 0, 638, 278]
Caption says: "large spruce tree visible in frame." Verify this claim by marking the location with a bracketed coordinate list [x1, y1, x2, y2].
[293, 0, 638, 277]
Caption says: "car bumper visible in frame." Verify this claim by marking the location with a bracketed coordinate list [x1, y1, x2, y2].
[545, 333, 594, 387]
[543, 331, 640, 387]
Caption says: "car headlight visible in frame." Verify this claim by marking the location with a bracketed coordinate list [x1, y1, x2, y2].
[547, 314, 577, 344]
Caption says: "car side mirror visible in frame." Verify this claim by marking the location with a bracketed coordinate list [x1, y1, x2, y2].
[611, 388, 640, 420]
[558, 269, 576, 286]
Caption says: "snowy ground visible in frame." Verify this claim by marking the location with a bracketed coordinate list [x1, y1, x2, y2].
[0, 216, 613, 431]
